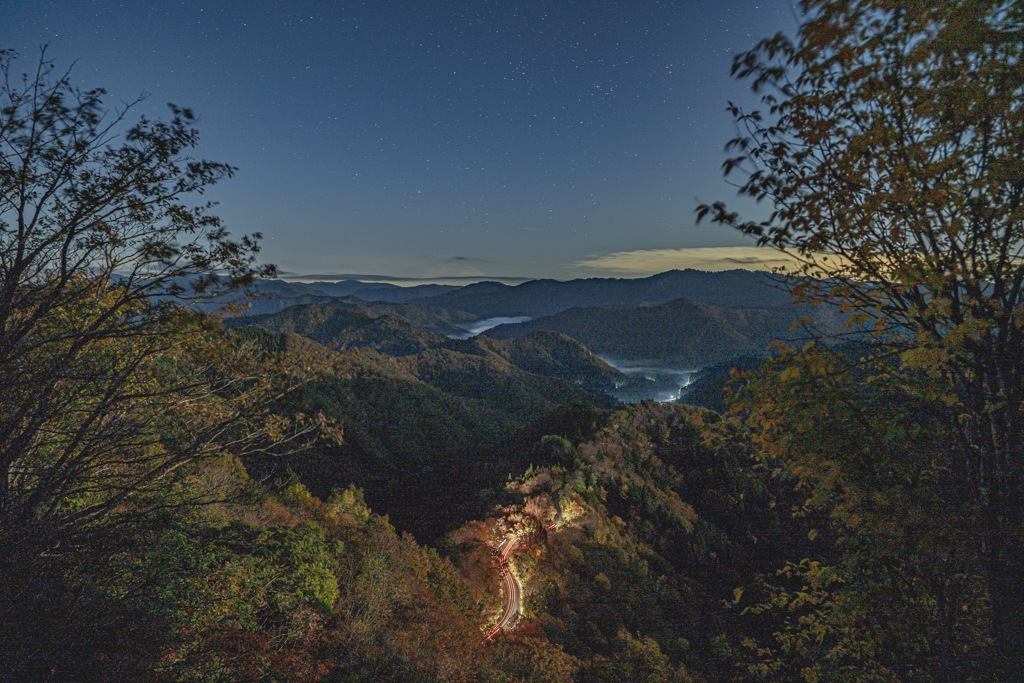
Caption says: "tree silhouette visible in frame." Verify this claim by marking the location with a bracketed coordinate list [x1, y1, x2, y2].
[0, 49, 320, 676]
[699, 0, 1024, 673]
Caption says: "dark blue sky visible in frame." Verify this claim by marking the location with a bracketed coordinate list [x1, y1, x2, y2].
[7, 1, 799, 283]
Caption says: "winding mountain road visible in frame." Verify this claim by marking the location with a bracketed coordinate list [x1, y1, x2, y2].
[484, 536, 522, 640]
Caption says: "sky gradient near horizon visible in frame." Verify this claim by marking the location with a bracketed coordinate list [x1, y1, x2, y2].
[6, 1, 799, 283]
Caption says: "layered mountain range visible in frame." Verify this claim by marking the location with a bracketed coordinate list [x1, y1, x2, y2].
[419, 268, 793, 316]
[224, 268, 840, 415]
[211, 269, 791, 316]
[482, 297, 823, 367]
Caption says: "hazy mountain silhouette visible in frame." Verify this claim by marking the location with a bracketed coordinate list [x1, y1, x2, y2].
[484, 297, 826, 367]
[421, 269, 793, 317]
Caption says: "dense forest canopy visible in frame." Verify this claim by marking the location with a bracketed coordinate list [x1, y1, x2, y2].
[700, 0, 1024, 674]
[3, 0, 1023, 679]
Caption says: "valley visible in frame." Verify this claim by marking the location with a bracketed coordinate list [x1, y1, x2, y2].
[228, 269, 815, 407]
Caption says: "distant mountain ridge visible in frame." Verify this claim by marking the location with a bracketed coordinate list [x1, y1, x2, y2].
[420, 269, 793, 317]
[484, 296, 828, 367]
[203, 279, 461, 316]
[293, 280, 461, 302]
[206, 269, 794, 320]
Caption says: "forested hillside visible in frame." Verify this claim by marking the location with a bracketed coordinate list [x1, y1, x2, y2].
[228, 298, 479, 341]
[421, 269, 792, 317]
[229, 323, 618, 540]
[484, 297, 834, 366]
[202, 280, 461, 315]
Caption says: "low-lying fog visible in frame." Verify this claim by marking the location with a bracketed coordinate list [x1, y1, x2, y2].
[447, 322, 698, 404]
[600, 356, 700, 404]
[449, 316, 532, 339]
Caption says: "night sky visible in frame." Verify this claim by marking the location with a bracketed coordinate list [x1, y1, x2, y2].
[6, 1, 799, 283]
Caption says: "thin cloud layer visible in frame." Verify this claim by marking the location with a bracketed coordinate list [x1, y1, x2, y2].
[572, 247, 805, 275]
[282, 272, 532, 286]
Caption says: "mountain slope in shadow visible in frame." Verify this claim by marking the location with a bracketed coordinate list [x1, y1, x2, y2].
[484, 297, 829, 367]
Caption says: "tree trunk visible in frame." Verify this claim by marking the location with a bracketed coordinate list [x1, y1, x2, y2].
[984, 514, 1024, 679]
[979, 417, 1024, 679]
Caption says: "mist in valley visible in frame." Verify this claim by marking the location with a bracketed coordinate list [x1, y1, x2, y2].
[599, 356, 699, 404]
[449, 316, 533, 339]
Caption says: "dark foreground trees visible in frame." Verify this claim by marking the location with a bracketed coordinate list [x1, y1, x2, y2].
[0, 49, 326, 677]
[733, 347, 991, 679]
[700, 0, 1024, 675]
[0, 47, 315, 533]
